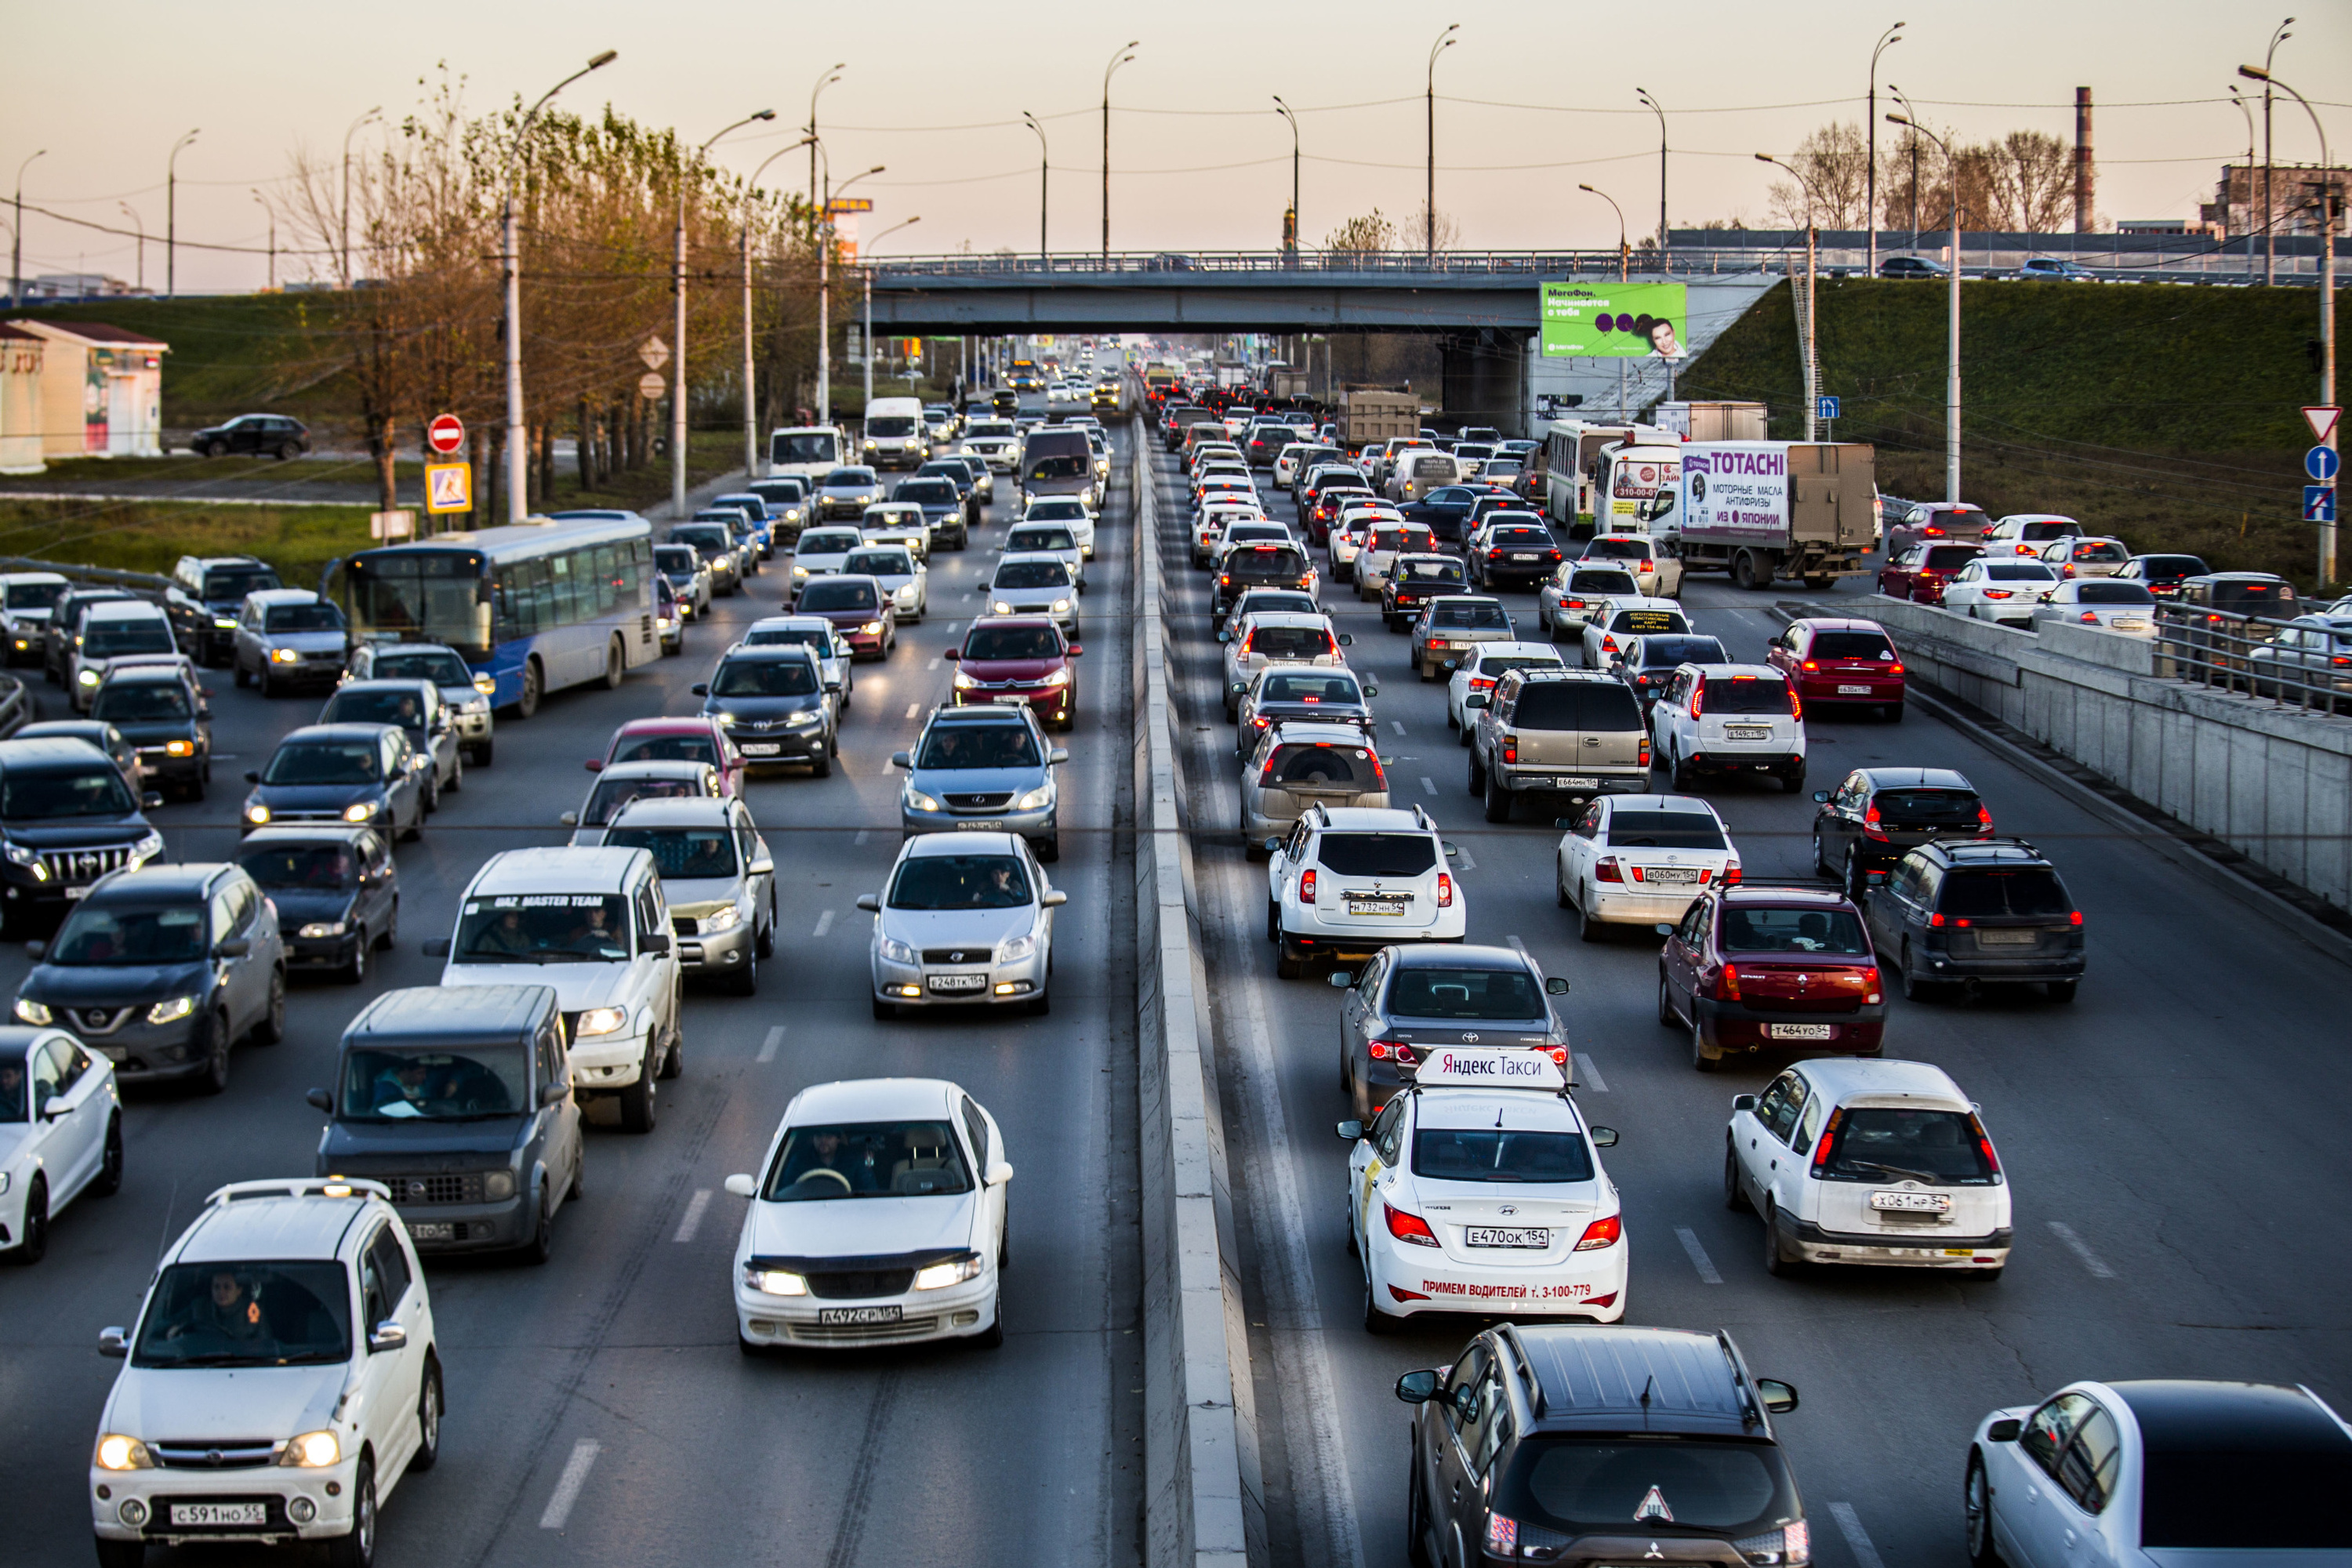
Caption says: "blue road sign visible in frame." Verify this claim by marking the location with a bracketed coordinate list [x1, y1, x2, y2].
[1817, 396, 1841, 420]
[2305, 445, 2340, 482]
[2304, 485, 2338, 524]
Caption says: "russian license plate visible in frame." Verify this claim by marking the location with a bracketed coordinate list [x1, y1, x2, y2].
[1346, 895, 1409, 916]
[1871, 1190, 1952, 1213]
[2112, 619, 2150, 631]
[1510, 553, 1537, 561]
[1644, 866, 1700, 884]
[1767, 1023, 1834, 1040]
[818, 1305, 904, 1325]
[990, 693, 1031, 705]
[952, 819, 995, 829]
[1465, 1227, 1550, 1248]
[1549, 776, 1600, 790]
[1978, 929, 2038, 946]
[739, 742, 782, 756]
[1838, 684, 1873, 695]
[1726, 726, 1773, 741]
[64, 885, 89, 899]
[172, 1502, 266, 1527]
[407, 1221, 455, 1242]
[927, 973, 988, 993]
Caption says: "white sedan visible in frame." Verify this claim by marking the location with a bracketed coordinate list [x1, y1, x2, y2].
[727, 1076, 1012, 1351]
[1554, 793, 1737, 938]
[1576, 596, 1691, 670]
[0, 1028, 120, 1262]
[1445, 641, 1565, 738]
[1342, 1047, 1624, 1333]
[2034, 579, 2159, 637]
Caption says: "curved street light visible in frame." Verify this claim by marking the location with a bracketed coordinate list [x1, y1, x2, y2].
[117, 201, 145, 293]
[742, 135, 816, 476]
[13, 149, 47, 307]
[166, 129, 198, 299]
[1103, 42, 1138, 260]
[2262, 19, 2293, 283]
[1889, 111, 1962, 503]
[1273, 96, 1301, 261]
[1022, 111, 1048, 263]
[1581, 182, 1631, 419]
[817, 162, 885, 427]
[1426, 24, 1459, 260]
[2240, 60, 2334, 582]
[673, 109, 777, 515]
[862, 216, 922, 403]
[1634, 89, 1666, 267]
[341, 107, 380, 289]
[808, 64, 844, 222]
[1866, 24, 1904, 277]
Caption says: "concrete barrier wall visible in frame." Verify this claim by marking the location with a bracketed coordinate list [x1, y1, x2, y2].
[1131, 429, 1266, 1568]
[1853, 594, 2352, 915]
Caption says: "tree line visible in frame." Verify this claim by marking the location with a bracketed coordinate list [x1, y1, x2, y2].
[1757, 120, 2079, 236]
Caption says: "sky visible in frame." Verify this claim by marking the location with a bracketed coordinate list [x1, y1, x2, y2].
[4, 0, 2344, 294]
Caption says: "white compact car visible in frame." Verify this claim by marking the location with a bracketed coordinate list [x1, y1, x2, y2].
[857, 832, 1064, 1018]
[1576, 596, 1691, 670]
[789, 526, 864, 596]
[1342, 1047, 1624, 1333]
[1445, 641, 1564, 739]
[0, 1026, 121, 1262]
[1266, 804, 1462, 978]
[1020, 495, 1097, 560]
[2034, 579, 2160, 637]
[1220, 612, 1350, 718]
[1004, 521, 1087, 590]
[1650, 663, 1809, 793]
[1940, 558, 2059, 626]
[843, 545, 927, 623]
[858, 503, 931, 563]
[1555, 793, 1738, 939]
[726, 1077, 1013, 1352]
[90, 1178, 439, 1567]
[986, 553, 1080, 637]
[1729, 1057, 2010, 1276]
[430, 848, 684, 1134]
[2037, 534, 2132, 579]
[1193, 504, 1268, 569]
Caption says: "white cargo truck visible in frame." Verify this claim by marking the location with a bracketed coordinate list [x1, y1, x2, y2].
[1621, 441, 1876, 590]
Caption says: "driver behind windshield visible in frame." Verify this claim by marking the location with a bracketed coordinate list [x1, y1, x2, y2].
[346, 1047, 519, 1119]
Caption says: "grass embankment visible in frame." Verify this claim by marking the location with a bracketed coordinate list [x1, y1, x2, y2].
[1676, 278, 2350, 593]
[0, 498, 376, 586]
[3, 296, 339, 430]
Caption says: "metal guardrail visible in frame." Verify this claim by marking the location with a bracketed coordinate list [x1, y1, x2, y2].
[0, 555, 174, 595]
[0, 672, 31, 739]
[2157, 603, 2350, 717]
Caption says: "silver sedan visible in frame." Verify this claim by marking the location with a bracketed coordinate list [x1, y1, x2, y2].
[858, 832, 1063, 1019]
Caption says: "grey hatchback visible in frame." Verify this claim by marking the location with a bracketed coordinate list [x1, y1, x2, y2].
[1329, 942, 1570, 1120]
[893, 703, 1068, 862]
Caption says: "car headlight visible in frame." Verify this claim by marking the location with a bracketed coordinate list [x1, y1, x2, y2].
[483, 1171, 517, 1200]
[702, 905, 742, 932]
[1051, 599, 1072, 614]
[784, 709, 821, 728]
[1013, 784, 1053, 811]
[1040, 668, 1070, 688]
[270, 647, 299, 664]
[785, 508, 800, 522]
[15, 998, 53, 1025]
[147, 995, 197, 1025]
[342, 802, 377, 822]
[213, 616, 239, 630]
[575, 1006, 629, 1037]
[952, 667, 979, 690]
[713, 711, 738, 727]
[78, 668, 100, 686]
[904, 787, 943, 813]
[860, 621, 884, 635]
[245, 804, 271, 825]
[279, 1430, 341, 1468]
[746, 1265, 808, 1297]
[993, 601, 1014, 615]
[130, 830, 164, 865]
[864, 440, 878, 449]
[880, 936, 918, 964]
[95, 1434, 156, 1472]
[298, 921, 348, 939]
[165, 739, 196, 757]
[472, 672, 496, 695]
[793, 564, 810, 579]
[912, 1252, 985, 1290]
[2, 842, 35, 868]
[997, 933, 1036, 963]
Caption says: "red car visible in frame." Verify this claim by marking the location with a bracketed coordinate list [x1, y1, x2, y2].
[793, 573, 898, 660]
[946, 615, 1083, 731]
[1878, 543, 1983, 606]
[1657, 884, 1886, 1071]
[1766, 617, 1907, 720]
[590, 717, 746, 797]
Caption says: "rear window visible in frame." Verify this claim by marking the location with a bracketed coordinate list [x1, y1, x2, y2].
[1641, 636, 1726, 667]
[1606, 810, 1725, 850]
[1412, 457, 1454, 477]
[1316, 833, 1438, 877]
[1413, 1126, 1592, 1184]
[2069, 540, 2127, 562]
[2137, 555, 2206, 575]
[1700, 675, 1793, 714]
[1924, 546, 1983, 569]
[1247, 626, 1334, 660]
[1566, 571, 1639, 596]
[1509, 1440, 1796, 1539]
[1261, 671, 1361, 703]
[1232, 548, 1308, 578]
[1397, 559, 1467, 584]
[1432, 602, 1511, 630]
[1264, 742, 1374, 786]
[2141, 1435, 2352, 1550]
[1582, 539, 1651, 560]
[1512, 681, 1643, 732]
[1718, 905, 1869, 954]
[2020, 521, 2079, 539]
[1609, 608, 1686, 635]
[1875, 789, 1983, 826]
[1936, 867, 2072, 917]
[1986, 562, 2056, 580]
[1809, 631, 1896, 659]
[1817, 1108, 1998, 1185]
[2211, 582, 2298, 615]
[1489, 527, 1552, 545]
[2075, 582, 2154, 604]
[1384, 966, 1544, 1019]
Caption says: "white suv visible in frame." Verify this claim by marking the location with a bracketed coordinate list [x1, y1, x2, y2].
[1265, 804, 1463, 978]
[428, 848, 684, 1133]
[1221, 612, 1351, 717]
[91, 1178, 441, 1567]
[1649, 663, 1809, 793]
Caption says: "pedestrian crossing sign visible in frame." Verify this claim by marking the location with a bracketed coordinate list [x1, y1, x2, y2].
[425, 462, 473, 515]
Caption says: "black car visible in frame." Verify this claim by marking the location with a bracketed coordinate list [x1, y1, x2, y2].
[41, 586, 137, 688]
[1383, 554, 1469, 630]
[915, 457, 982, 517]
[15, 862, 285, 1092]
[189, 413, 310, 460]
[1863, 837, 2084, 1002]
[13, 720, 143, 797]
[88, 663, 212, 800]
[666, 522, 742, 595]
[1234, 666, 1377, 757]
[1613, 633, 1727, 713]
[242, 723, 430, 840]
[892, 476, 971, 550]
[238, 824, 399, 983]
[0, 738, 165, 936]
[1811, 766, 1991, 895]
[1880, 254, 1949, 278]
[1214, 543, 1315, 617]
[165, 554, 281, 666]
[1394, 1324, 1804, 1568]
[310, 984, 584, 1261]
[1469, 521, 1566, 589]
[1399, 486, 1482, 544]
[691, 646, 836, 775]
[2114, 553, 2210, 600]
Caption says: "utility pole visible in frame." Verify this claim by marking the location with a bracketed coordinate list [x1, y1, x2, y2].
[166, 129, 198, 300]
[1103, 42, 1137, 262]
[2263, 19, 2292, 285]
[1759, 155, 1820, 440]
[742, 136, 816, 479]
[252, 191, 275, 291]
[117, 201, 143, 293]
[1890, 112, 1962, 502]
[2241, 61, 2334, 583]
[817, 161, 884, 430]
[12, 151, 45, 307]
[1581, 183, 1630, 420]
[1636, 89, 1668, 269]
[1022, 111, 1047, 262]
[1425, 24, 1457, 262]
[674, 110, 777, 518]
[1867, 24, 1904, 278]
[340, 107, 379, 289]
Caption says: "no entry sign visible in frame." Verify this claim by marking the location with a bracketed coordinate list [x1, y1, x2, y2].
[426, 413, 466, 456]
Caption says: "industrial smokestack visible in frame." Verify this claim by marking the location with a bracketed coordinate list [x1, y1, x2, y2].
[2074, 87, 2095, 234]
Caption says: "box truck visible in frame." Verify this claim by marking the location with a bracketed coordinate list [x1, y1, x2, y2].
[1631, 441, 1876, 590]
[1650, 401, 1769, 442]
[1337, 390, 1420, 450]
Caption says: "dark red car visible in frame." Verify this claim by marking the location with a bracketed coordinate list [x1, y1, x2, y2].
[1878, 543, 1983, 606]
[1657, 884, 1886, 1071]
[946, 615, 1082, 731]
[793, 574, 898, 659]
[590, 717, 746, 797]
[1766, 617, 1907, 720]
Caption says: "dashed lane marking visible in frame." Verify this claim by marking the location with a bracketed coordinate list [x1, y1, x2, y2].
[672, 1189, 711, 1243]
[1575, 1053, 1608, 1091]
[538, 1439, 601, 1530]
[853, 829, 870, 846]
[2047, 1221, 2116, 1278]
[1675, 1226, 1725, 1284]
[904, 702, 920, 719]
[757, 1026, 786, 1063]
[1391, 720, 1406, 737]
[927, 657, 941, 670]
[812, 910, 835, 938]
[1421, 776, 1437, 795]
[1829, 1503, 1887, 1568]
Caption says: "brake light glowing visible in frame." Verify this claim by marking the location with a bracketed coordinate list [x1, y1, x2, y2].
[1967, 1112, 2002, 1175]
[1486, 1515, 1520, 1555]
[1366, 1040, 1419, 1063]
[1595, 856, 1624, 883]
[1889, 662, 1905, 675]
[1638, 738, 1652, 768]
[1977, 805, 1993, 829]
[1716, 962, 1742, 1001]
[1469, 676, 1496, 691]
[2078, 611, 2100, 623]
[1501, 736, 1517, 765]
[1436, 873, 1454, 907]
[2069, 909, 2083, 927]
[1574, 1214, 1622, 1250]
[1547, 1046, 1569, 1067]
[1724, 863, 1742, 885]
[1385, 1201, 1440, 1247]
[1811, 1106, 1846, 1171]
[1929, 912, 1946, 927]
[1802, 659, 1820, 671]
[1688, 681, 1704, 718]
[1299, 869, 1317, 902]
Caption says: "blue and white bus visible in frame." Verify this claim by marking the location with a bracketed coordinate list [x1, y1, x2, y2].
[339, 517, 657, 717]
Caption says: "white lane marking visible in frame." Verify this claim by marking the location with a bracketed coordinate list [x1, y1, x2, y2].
[1421, 775, 1437, 795]
[538, 1439, 601, 1530]
[853, 829, 870, 846]
[1828, 1503, 1887, 1568]
[1450, 844, 1476, 871]
[904, 702, 920, 719]
[812, 909, 835, 938]
[2047, 1221, 2115, 1278]
[1575, 1053, 1608, 1091]
[927, 657, 941, 670]
[1390, 720, 1406, 737]
[672, 1189, 712, 1243]
[757, 1025, 786, 1063]
[1675, 1226, 1725, 1285]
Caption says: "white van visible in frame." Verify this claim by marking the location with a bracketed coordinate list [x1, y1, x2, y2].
[768, 426, 845, 485]
[1388, 449, 1464, 504]
[860, 397, 930, 470]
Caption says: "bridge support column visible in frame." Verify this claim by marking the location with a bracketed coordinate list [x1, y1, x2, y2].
[1439, 328, 1526, 435]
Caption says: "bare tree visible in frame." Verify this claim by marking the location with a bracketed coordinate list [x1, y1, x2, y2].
[1766, 122, 1873, 230]
[1323, 209, 1398, 257]
[1987, 130, 2073, 232]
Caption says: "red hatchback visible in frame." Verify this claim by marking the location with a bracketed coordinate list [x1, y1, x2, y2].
[947, 615, 1083, 730]
[590, 717, 746, 797]
[1657, 884, 1886, 1071]
[1878, 542, 1983, 606]
[1767, 618, 1906, 720]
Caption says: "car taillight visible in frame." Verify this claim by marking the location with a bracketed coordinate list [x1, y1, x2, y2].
[2069, 909, 2084, 927]
[1366, 1039, 1419, 1063]
[1639, 559, 1653, 574]
[1715, 962, 1741, 1001]
[1219, 575, 1231, 586]
[1574, 1214, 1622, 1250]
[1385, 1200, 1440, 1247]
[1595, 856, 1624, 883]
[1723, 863, 1742, 885]
[1977, 806, 1993, 830]
[1486, 1514, 1520, 1555]
[1688, 682, 1704, 718]
[1501, 736, 1517, 765]
[1299, 869, 1317, 902]
[1489, 547, 1504, 558]
[2078, 611, 2100, 623]
[1638, 737, 1651, 768]
[1801, 659, 1820, 670]
[1469, 676, 1496, 691]
[1929, 911, 1946, 927]
[1546, 1046, 1569, 1068]
[1436, 873, 1454, 907]
[1600, 634, 1618, 654]
[1889, 662, 1905, 675]
[1967, 1112, 2002, 1176]
[1810, 1106, 1846, 1172]
[1788, 687, 1803, 720]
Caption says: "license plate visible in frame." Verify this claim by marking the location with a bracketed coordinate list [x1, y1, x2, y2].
[1767, 1023, 1835, 1040]
[1978, 929, 2038, 946]
[407, 1221, 455, 1242]
[818, 1305, 904, 1325]
[1549, 776, 1600, 790]
[927, 973, 987, 992]
[1510, 553, 1537, 561]
[1871, 1190, 1952, 1213]
[1837, 684, 1872, 695]
[739, 743, 782, 756]
[1465, 1227, 1550, 1248]
[1643, 867, 1700, 884]
[64, 885, 89, 899]
[1726, 726, 1773, 741]
[1345, 895, 1409, 916]
[172, 1502, 266, 1527]
[952, 819, 996, 830]
[990, 694, 1031, 705]
[2112, 619, 2149, 630]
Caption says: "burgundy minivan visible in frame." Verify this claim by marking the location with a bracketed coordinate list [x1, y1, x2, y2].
[946, 615, 1081, 730]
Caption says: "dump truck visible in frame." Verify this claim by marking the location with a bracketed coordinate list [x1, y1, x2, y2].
[1337, 390, 1420, 450]
[1635, 441, 1876, 590]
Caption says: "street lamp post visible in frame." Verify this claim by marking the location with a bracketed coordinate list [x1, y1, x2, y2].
[504, 50, 617, 523]
[117, 201, 144, 293]
[1022, 112, 1047, 263]
[2229, 85, 2257, 261]
[674, 110, 777, 517]
[1272, 96, 1300, 263]
[1866, 24, 1904, 278]
[12, 151, 45, 307]
[1757, 154, 1821, 440]
[2263, 19, 2292, 286]
[1103, 42, 1137, 262]
[1425, 24, 1458, 262]
[165, 129, 198, 299]
[1580, 183, 1630, 420]
[816, 160, 884, 430]
[807, 64, 844, 223]
[742, 136, 816, 479]
[863, 216, 921, 405]
[2240, 61, 2335, 584]
[1889, 87, 1922, 245]
[1635, 89, 1667, 268]
[340, 107, 380, 289]
[1888, 112, 1962, 502]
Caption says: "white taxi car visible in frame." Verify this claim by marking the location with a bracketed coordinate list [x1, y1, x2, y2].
[91, 1178, 439, 1567]
[1727, 1057, 2011, 1277]
[1192, 504, 1266, 569]
[1265, 804, 1462, 978]
[1554, 793, 1738, 939]
[1341, 1047, 1624, 1333]
[726, 1076, 1011, 1351]
[1575, 596, 1691, 670]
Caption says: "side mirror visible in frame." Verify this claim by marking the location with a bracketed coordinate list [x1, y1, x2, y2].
[942, 648, 960, 661]
[1812, 790, 1831, 803]
[23, 940, 43, 960]
[1463, 692, 1488, 710]
[1733, 1093, 1760, 1112]
[198, 706, 212, 720]
[640, 933, 672, 956]
[1363, 684, 1378, 697]
[1337, 633, 1353, 646]
[584, 759, 604, 773]
[306, 1087, 333, 1113]
[1755, 1379, 1799, 1414]
[213, 938, 251, 959]
[1441, 842, 1461, 858]
[691, 683, 710, 696]
[99, 1327, 129, 1359]
[245, 770, 262, 784]
[1327, 970, 1353, 989]
[1042, 890, 1069, 907]
[559, 811, 580, 828]
[368, 1320, 408, 1354]
[985, 1160, 1014, 1187]
[724, 1173, 758, 1199]
[1048, 747, 1069, 765]
[1655, 923, 1678, 936]
[890, 751, 913, 769]
[1395, 1369, 1442, 1405]
[1987, 1417, 2022, 1443]
[423, 938, 452, 957]
[1215, 631, 1232, 644]
[747, 857, 775, 877]
[855, 894, 881, 913]
[1545, 976, 1570, 996]
[1589, 1126, 1620, 1149]
[1068, 644, 1083, 656]
[540, 1080, 572, 1107]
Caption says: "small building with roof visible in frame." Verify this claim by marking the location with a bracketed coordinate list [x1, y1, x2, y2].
[0, 325, 44, 473]
[7, 318, 170, 459]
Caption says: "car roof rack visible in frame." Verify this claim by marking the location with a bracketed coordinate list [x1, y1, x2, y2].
[1496, 1323, 1548, 1417]
[1941, 835, 2042, 858]
[207, 1178, 391, 1207]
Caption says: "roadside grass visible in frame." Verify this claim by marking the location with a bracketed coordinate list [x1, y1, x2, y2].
[0, 499, 376, 586]
[2, 296, 342, 429]
[0, 452, 417, 495]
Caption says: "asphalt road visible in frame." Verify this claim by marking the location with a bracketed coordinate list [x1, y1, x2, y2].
[0, 443, 1144, 1566]
[1151, 448, 2352, 1568]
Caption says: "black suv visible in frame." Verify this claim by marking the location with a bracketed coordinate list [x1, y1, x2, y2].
[1863, 837, 2085, 1003]
[0, 738, 165, 935]
[1214, 542, 1316, 617]
[89, 662, 212, 801]
[165, 554, 281, 666]
[238, 823, 399, 984]
[1810, 767, 1990, 896]
[188, 413, 311, 459]
[14, 862, 286, 1091]
[1394, 1323, 1804, 1567]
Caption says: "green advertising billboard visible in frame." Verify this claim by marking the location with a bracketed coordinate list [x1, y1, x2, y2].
[1539, 282, 1690, 360]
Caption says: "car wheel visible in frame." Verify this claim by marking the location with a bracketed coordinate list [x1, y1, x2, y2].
[343, 931, 369, 985]
[1274, 934, 1303, 980]
[972, 1290, 1005, 1349]
[1900, 944, 1937, 1003]
[617, 1051, 659, 1134]
[93, 1537, 145, 1568]
[1406, 1443, 1436, 1568]
[1577, 888, 1605, 942]
[1482, 768, 1512, 824]
[198, 1010, 231, 1095]
[1362, 1270, 1401, 1335]
[7, 1176, 46, 1265]
[446, 753, 463, 793]
[1036, 834, 1059, 864]
[1556, 865, 1573, 909]
[1466, 747, 1486, 795]
[1725, 1141, 1752, 1212]
[1691, 1006, 1719, 1072]
[1762, 1201, 1798, 1276]
[516, 657, 543, 719]
[275, 442, 298, 461]
[1783, 764, 1806, 794]
[1965, 1454, 2002, 1568]
[410, 1359, 444, 1472]
[1811, 832, 1829, 877]
[1844, 850, 1867, 902]
[257, 665, 274, 699]
[1657, 971, 1679, 1028]
[473, 738, 495, 767]
[810, 745, 832, 779]
[93, 1114, 124, 1197]
[1669, 744, 1695, 793]
[730, 948, 759, 996]
[324, 1457, 376, 1568]
[234, 661, 250, 688]
[524, 1192, 555, 1265]
[379, 899, 398, 951]
[757, 897, 776, 959]
[252, 968, 285, 1044]
[1025, 985, 1051, 1016]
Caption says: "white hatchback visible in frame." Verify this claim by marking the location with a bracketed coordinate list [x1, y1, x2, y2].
[1650, 663, 1809, 793]
[1576, 596, 1691, 670]
[0, 1027, 121, 1262]
[789, 526, 864, 597]
[1221, 612, 1350, 717]
[986, 553, 1080, 636]
[1553, 793, 1738, 938]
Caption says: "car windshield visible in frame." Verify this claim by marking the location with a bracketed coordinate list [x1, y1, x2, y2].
[1261, 672, 1361, 703]
[918, 723, 1041, 769]
[655, 546, 699, 574]
[203, 568, 280, 601]
[264, 741, 380, 786]
[1510, 1440, 1796, 1537]
[1642, 637, 1726, 668]
[1028, 501, 1087, 521]
[323, 689, 427, 730]
[798, 579, 880, 612]
[772, 434, 837, 463]
[338, 1044, 528, 1121]
[964, 625, 1062, 661]
[132, 1261, 352, 1369]
[1246, 626, 1333, 659]
[712, 659, 818, 697]
[1719, 906, 1869, 953]
[799, 531, 861, 555]
[866, 416, 916, 437]
[1008, 528, 1079, 553]
[263, 603, 343, 633]
[843, 551, 912, 578]
[5, 581, 66, 611]
[605, 826, 739, 881]
[1398, 559, 1467, 583]
[583, 776, 702, 826]
[996, 561, 1073, 590]
[822, 469, 877, 488]
[1938, 868, 2071, 917]
[238, 843, 356, 890]
[1414, 1124, 1594, 1184]
[2075, 582, 2154, 604]
[455, 893, 633, 963]
[1432, 603, 1510, 630]
[1607, 810, 1726, 850]
[1316, 833, 1437, 877]
[1809, 632, 1896, 659]
[85, 619, 175, 658]
[670, 526, 730, 555]
[48, 902, 207, 965]
[750, 480, 806, 504]
[887, 854, 1033, 909]
[612, 734, 718, 768]
[761, 1119, 973, 1201]
[1700, 675, 1791, 715]
[371, 651, 472, 686]
[897, 481, 955, 503]
[1, 765, 136, 819]
[1385, 966, 1544, 1020]
[93, 682, 192, 721]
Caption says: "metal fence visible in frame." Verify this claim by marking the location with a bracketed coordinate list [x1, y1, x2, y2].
[2156, 603, 2351, 717]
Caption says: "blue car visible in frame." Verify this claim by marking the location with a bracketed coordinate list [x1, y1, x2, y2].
[708, 493, 776, 558]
